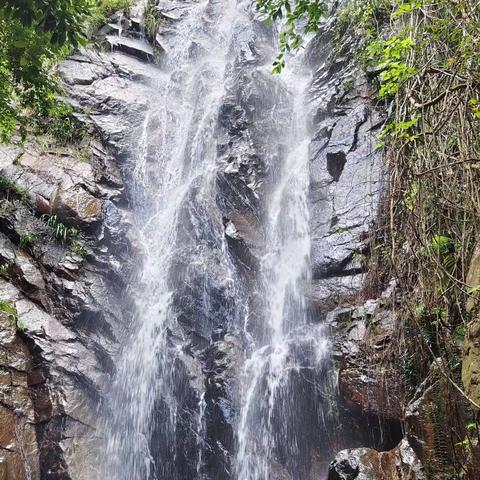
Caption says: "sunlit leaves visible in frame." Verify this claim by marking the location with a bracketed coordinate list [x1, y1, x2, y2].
[379, 116, 419, 145]
[257, 0, 327, 72]
[367, 35, 417, 97]
[2, 0, 91, 47]
[0, 0, 92, 142]
[469, 98, 480, 120]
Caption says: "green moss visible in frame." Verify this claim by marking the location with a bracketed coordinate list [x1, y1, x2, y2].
[0, 175, 29, 203]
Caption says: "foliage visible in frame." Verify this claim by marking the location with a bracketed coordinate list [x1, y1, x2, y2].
[144, 1, 161, 41]
[309, 0, 480, 472]
[334, 0, 390, 51]
[256, 0, 328, 72]
[366, 35, 417, 97]
[0, 300, 25, 332]
[364, 0, 480, 354]
[0, 0, 91, 142]
[41, 214, 79, 243]
[41, 214, 87, 257]
[19, 233, 36, 251]
[33, 99, 86, 146]
[78, 146, 91, 162]
[347, 3, 480, 472]
[378, 116, 419, 146]
[0, 175, 29, 203]
[455, 421, 479, 467]
[87, 0, 134, 37]
[70, 240, 87, 257]
[95, 0, 133, 17]
[2, 0, 90, 46]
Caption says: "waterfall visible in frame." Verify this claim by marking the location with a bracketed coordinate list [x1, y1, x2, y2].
[235, 62, 329, 480]
[99, 0, 331, 479]
[101, 1, 240, 477]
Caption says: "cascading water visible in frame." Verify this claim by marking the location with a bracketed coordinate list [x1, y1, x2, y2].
[101, 2, 240, 478]
[99, 0, 332, 479]
[235, 62, 330, 480]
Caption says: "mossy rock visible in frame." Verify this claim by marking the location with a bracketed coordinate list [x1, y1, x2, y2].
[462, 241, 480, 410]
[462, 314, 480, 410]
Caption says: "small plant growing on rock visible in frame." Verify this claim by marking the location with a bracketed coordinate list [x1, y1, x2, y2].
[144, 2, 162, 41]
[0, 175, 29, 203]
[41, 214, 87, 260]
[78, 146, 91, 163]
[332, 225, 349, 234]
[352, 251, 368, 268]
[0, 300, 25, 333]
[35, 102, 86, 146]
[19, 233, 36, 251]
[41, 214, 79, 243]
[70, 241, 87, 258]
[87, 0, 135, 37]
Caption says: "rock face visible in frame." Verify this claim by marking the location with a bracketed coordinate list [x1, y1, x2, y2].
[53, 3, 386, 479]
[328, 440, 424, 480]
[0, 133, 134, 478]
[0, 318, 40, 480]
[2, 1, 466, 480]
[463, 241, 480, 409]
[330, 297, 403, 422]
[306, 29, 384, 285]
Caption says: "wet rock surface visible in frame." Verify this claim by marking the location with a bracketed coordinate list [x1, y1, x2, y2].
[330, 285, 479, 479]
[0, 131, 134, 478]
[328, 439, 424, 480]
[0, 2, 444, 480]
[330, 296, 402, 422]
[306, 31, 385, 285]
[0, 316, 40, 480]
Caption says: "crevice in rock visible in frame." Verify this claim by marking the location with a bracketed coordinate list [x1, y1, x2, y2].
[326, 151, 347, 182]
[348, 111, 368, 155]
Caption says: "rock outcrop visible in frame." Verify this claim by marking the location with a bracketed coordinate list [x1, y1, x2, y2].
[3, 1, 475, 480]
[328, 439, 424, 480]
[463, 241, 480, 410]
[329, 286, 480, 479]
[0, 317, 40, 480]
[0, 133, 134, 478]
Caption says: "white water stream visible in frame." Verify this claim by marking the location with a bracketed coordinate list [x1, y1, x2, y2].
[235, 65, 329, 480]
[102, 2, 239, 477]
[99, 1, 330, 479]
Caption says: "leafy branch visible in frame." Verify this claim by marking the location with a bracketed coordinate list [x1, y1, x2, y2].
[257, 0, 328, 72]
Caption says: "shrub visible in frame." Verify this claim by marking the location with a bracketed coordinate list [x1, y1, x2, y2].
[0, 175, 29, 203]
[87, 0, 135, 37]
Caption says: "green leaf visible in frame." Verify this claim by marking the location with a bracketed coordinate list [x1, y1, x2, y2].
[467, 285, 480, 295]
[13, 38, 28, 48]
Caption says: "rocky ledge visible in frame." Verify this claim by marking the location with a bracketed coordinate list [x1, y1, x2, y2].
[0, 133, 136, 478]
